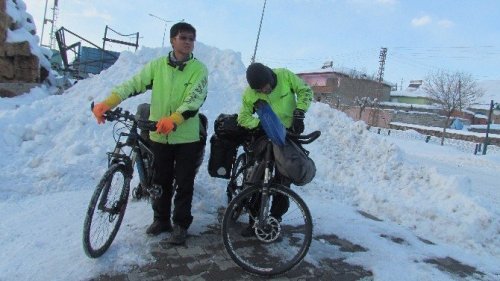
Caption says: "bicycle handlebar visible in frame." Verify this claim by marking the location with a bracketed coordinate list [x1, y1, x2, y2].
[287, 130, 321, 145]
[91, 102, 157, 131]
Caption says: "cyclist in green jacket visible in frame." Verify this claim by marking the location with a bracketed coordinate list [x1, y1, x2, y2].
[238, 62, 312, 133]
[237, 62, 313, 236]
[92, 22, 208, 245]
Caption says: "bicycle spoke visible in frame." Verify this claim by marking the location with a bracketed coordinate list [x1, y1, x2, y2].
[222, 185, 312, 276]
[83, 164, 130, 258]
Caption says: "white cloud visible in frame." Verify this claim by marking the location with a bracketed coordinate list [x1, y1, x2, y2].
[437, 19, 454, 29]
[411, 15, 432, 27]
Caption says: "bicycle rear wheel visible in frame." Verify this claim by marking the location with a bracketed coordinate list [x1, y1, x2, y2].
[83, 164, 131, 258]
[222, 184, 313, 276]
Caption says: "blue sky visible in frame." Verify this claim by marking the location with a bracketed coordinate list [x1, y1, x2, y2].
[26, 0, 500, 87]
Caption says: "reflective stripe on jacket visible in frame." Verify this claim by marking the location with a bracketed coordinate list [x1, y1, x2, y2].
[237, 68, 312, 129]
[112, 55, 208, 144]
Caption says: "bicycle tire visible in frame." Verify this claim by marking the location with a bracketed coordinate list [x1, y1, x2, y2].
[83, 164, 131, 258]
[222, 184, 313, 277]
[227, 153, 247, 203]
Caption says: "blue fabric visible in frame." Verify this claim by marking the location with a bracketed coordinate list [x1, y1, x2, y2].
[256, 103, 286, 146]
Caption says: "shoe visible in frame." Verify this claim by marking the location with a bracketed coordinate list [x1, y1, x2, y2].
[146, 220, 173, 236]
[167, 225, 188, 245]
[240, 224, 255, 237]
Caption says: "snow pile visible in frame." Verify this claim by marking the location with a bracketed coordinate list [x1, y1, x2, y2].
[1, 42, 498, 280]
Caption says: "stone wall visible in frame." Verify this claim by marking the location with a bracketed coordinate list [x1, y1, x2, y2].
[390, 110, 463, 127]
[341, 105, 451, 128]
[336, 77, 391, 106]
[0, 0, 40, 85]
[342, 106, 393, 128]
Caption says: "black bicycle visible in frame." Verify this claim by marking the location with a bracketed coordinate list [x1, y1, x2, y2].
[83, 105, 159, 258]
[222, 130, 321, 276]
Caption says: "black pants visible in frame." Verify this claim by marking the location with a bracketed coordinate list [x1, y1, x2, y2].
[150, 140, 205, 229]
[270, 170, 291, 219]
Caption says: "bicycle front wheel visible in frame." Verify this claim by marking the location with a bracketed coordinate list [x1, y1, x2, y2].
[222, 184, 313, 277]
[83, 164, 131, 258]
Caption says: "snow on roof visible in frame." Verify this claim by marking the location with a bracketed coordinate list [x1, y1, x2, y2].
[390, 87, 430, 98]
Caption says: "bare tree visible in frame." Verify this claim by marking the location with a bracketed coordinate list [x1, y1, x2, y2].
[423, 70, 484, 145]
[354, 96, 376, 119]
[368, 97, 380, 126]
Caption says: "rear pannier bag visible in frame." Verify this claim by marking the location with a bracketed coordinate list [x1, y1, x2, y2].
[273, 139, 316, 186]
[208, 134, 238, 178]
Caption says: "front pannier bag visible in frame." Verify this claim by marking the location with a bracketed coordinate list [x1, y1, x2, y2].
[273, 139, 316, 186]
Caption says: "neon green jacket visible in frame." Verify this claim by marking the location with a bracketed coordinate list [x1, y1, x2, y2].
[112, 55, 208, 144]
[237, 68, 313, 129]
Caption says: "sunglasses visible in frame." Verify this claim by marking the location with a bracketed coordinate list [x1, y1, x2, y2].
[177, 35, 196, 42]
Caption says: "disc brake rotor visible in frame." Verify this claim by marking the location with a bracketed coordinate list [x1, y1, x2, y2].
[255, 216, 281, 243]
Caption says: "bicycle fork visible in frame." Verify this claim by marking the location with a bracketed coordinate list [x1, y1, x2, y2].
[256, 142, 273, 228]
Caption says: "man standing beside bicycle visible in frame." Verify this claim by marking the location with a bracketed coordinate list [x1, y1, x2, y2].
[92, 22, 208, 245]
[237, 62, 313, 236]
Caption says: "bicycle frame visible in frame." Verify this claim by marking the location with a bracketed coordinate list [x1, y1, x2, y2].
[109, 122, 153, 180]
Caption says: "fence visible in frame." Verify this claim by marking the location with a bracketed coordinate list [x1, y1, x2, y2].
[368, 126, 500, 155]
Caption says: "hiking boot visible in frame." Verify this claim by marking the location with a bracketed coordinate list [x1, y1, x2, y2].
[146, 220, 173, 236]
[240, 224, 255, 237]
[167, 225, 188, 245]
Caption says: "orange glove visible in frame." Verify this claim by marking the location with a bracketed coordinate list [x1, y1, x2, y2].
[156, 112, 184, 134]
[92, 103, 110, 124]
[92, 93, 121, 124]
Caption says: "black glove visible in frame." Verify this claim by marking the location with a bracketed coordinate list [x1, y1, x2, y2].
[291, 109, 305, 134]
[253, 99, 268, 111]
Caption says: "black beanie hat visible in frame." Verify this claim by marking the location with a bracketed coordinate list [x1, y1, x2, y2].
[246, 63, 273, 90]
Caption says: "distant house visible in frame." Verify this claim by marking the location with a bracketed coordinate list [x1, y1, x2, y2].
[296, 66, 393, 106]
[389, 80, 436, 105]
[385, 79, 497, 127]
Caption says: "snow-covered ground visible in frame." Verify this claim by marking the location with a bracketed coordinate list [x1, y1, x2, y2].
[0, 43, 499, 281]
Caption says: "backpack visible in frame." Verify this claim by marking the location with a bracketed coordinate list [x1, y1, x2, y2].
[272, 139, 316, 186]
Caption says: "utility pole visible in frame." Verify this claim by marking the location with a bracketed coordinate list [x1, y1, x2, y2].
[371, 47, 387, 126]
[40, 0, 59, 49]
[251, 0, 267, 64]
[482, 100, 494, 155]
[377, 47, 387, 83]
